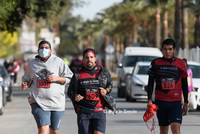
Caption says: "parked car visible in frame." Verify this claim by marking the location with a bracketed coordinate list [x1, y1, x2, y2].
[0, 77, 5, 115]
[187, 61, 200, 110]
[0, 65, 13, 102]
[117, 47, 162, 98]
[125, 62, 151, 102]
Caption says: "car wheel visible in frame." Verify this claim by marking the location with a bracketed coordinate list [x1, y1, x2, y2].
[125, 92, 130, 101]
[2, 88, 7, 106]
[118, 88, 123, 98]
[125, 76, 131, 102]
[7, 84, 12, 102]
[7, 94, 12, 102]
[129, 85, 136, 102]
[0, 106, 3, 115]
[118, 79, 125, 98]
[129, 96, 137, 102]
[197, 105, 200, 111]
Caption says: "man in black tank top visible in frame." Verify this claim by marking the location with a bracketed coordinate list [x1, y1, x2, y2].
[68, 48, 115, 134]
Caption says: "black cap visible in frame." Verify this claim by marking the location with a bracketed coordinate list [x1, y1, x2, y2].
[38, 40, 51, 49]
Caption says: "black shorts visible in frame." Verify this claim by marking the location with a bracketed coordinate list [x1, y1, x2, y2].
[77, 111, 106, 134]
[155, 100, 182, 126]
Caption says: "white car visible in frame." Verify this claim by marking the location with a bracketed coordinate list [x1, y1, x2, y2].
[125, 62, 151, 102]
[117, 47, 162, 98]
[187, 61, 200, 110]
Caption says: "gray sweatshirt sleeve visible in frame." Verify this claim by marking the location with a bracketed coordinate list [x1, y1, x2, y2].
[59, 59, 73, 84]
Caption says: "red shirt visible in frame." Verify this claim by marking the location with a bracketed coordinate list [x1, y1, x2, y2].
[148, 57, 188, 101]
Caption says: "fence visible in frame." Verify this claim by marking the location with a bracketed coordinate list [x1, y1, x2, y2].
[177, 46, 200, 63]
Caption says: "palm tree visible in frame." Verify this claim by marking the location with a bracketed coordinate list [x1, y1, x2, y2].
[174, 0, 181, 53]
[185, 0, 200, 47]
[148, 0, 175, 49]
[181, 0, 189, 51]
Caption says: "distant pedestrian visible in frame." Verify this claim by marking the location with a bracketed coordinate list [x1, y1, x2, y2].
[69, 54, 83, 73]
[182, 58, 195, 106]
[8, 59, 20, 83]
[63, 57, 69, 66]
[21, 40, 73, 134]
[4, 60, 9, 70]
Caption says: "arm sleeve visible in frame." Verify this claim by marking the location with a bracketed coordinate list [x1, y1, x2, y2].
[22, 61, 31, 82]
[147, 60, 156, 100]
[182, 77, 188, 103]
[60, 61, 73, 84]
[147, 75, 155, 100]
[106, 69, 113, 93]
[67, 74, 77, 101]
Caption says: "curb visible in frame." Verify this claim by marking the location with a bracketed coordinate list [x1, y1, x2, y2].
[112, 77, 118, 81]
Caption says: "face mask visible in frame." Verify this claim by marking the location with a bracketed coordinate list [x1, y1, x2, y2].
[39, 49, 49, 58]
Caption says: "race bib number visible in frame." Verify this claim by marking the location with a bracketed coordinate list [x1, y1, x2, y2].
[161, 78, 175, 90]
[37, 77, 50, 88]
[85, 88, 100, 100]
[86, 93, 100, 100]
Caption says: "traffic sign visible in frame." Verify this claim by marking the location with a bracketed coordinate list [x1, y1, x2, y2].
[106, 54, 114, 61]
[105, 44, 115, 54]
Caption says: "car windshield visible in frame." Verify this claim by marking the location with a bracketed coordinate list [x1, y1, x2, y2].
[188, 65, 200, 78]
[0, 66, 6, 77]
[123, 56, 157, 67]
[135, 65, 150, 75]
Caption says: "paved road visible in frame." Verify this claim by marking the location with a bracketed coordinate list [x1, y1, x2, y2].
[0, 71, 200, 134]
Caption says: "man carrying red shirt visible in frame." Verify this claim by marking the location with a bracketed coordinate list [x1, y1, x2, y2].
[147, 39, 188, 134]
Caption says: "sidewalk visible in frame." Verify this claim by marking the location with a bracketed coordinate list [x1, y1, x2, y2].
[110, 71, 118, 80]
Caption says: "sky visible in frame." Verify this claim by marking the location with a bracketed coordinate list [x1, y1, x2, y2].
[72, 0, 123, 21]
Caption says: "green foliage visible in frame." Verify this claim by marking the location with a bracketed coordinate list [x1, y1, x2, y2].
[59, 0, 196, 55]
[185, 0, 200, 13]
[0, 31, 19, 57]
[0, 0, 71, 33]
[58, 16, 81, 57]
[0, 0, 17, 19]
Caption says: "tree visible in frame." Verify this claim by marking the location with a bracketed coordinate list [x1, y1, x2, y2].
[0, 0, 71, 33]
[148, 0, 175, 49]
[58, 16, 82, 57]
[174, 0, 181, 53]
[0, 0, 73, 58]
[0, 31, 18, 58]
[185, 0, 200, 47]
[181, 0, 189, 50]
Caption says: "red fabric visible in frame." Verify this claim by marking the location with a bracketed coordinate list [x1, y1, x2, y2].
[97, 61, 103, 66]
[143, 104, 159, 134]
[9, 61, 20, 73]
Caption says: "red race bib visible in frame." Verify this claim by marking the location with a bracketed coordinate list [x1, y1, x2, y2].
[161, 78, 175, 90]
[37, 77, 50, 88]
[86, 93, 100, 100]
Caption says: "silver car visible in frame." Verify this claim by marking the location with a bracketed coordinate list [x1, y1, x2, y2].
[0, 65, 13, 102]
[117, 47, 162, 98]
[125, 62, 151, 102]
[0, 77, 5, 115]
